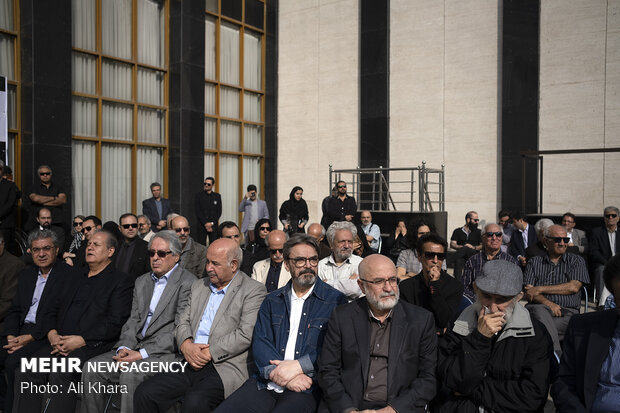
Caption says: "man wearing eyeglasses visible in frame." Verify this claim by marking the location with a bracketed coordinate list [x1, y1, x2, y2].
[195, 177, 222, 246]
[251, 230, 291, 292]
[171, 215, 207, 278]
[1, 230, 58, 413]
[318, 254, 437, 412]
[324, 180, 357, 229]
[142, 182, 173, 233]
[115, 213, 150, 282]
[26, 165, 67, 232]
[561, 212, 587, 255]
[589, 206, 619, 307]
[435, 260, 554, 412]
[81, 230, 196, 413]
[461, 223, 518, 302]
[215, 234, 347, 412]
[524, 224, 589, 356]
[400, 233, 464, 334]
[450, 211, 482, 282]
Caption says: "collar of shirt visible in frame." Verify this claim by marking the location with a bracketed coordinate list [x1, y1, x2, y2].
[290, 283, 314, 302]
[542, 251, 568, 265]
[37, 268, 50, 281]
[607, 227, 617, 234]
[368, 307, 393, 323]
[520, 224, 529, 234]
[326, 254, 351, 266]
[270, 260, 282, 270]
[151, 263, 178, 283]
[209, 271, 239, 294]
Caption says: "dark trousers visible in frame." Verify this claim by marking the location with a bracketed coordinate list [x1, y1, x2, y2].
[453, 247, 477, 282]
[12, 344, 90, 413]
[134, 362, 225, 413]
[215, 378, 320, 413]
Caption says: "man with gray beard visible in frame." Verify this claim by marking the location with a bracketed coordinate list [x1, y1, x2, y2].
[318, 254, 437, 413]
[434, 260, 554, 413]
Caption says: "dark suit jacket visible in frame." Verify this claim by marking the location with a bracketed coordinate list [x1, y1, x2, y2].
[317, 298, 437, 413]
[112, 237, 151, 282]
[588, 226, 619, 268]
[2, 261, 72, 340]
[508, 225, 538, 259]
[41, 263, 133, 359]
[0, 178, 17, 229]
[551, 309, 620, 412]
[142, 197, 173, 230]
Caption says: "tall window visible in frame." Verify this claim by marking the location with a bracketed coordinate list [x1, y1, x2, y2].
[0, 0, 19, 178]
[205, 0, 265, 223]
[71, 0, 168, 222]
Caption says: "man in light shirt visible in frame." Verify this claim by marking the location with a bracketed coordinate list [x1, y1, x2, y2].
[360, 210, 381, 253]
[215, 234, 347, 412]
[81, 230, 196, 413]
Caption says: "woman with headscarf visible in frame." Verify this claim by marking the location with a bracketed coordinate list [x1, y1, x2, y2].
[279, 186, 309, 236]
[62, 214, 85, 255]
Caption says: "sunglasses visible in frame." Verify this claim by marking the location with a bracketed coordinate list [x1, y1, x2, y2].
[605, 214, 618, 219]
[82, 226, 94, 233]
[121, 223, 138, 229]
[269, 248, 283, 254]
[204, 182, 212, 186]
[422, 251, 446, 260]
[39, 172, 51, 176]
[484, 232, 503, 238]
[471, 219, 480, 223]
[175, 227, 190, 233]
[259, 226, 271, 231]
[337, 185, 346, 188]
[551, 237, 570, 244]
[73, 221, 83, 227]
[148, 250, 173, 258]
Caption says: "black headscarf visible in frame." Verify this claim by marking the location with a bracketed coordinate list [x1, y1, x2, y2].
[278, 186, 309, 228]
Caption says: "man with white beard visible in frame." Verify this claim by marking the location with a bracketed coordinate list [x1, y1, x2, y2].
[318, 254, 437, 412]
[434, 260, 554, 413]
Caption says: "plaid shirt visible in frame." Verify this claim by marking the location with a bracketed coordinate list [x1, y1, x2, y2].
[462, 250, 518, 301]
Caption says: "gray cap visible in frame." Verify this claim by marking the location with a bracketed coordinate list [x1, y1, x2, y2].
[475, 260, 523, 297]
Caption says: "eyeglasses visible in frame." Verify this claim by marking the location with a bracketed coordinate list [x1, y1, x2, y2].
[562, 219, 575, 224]
[289, 256, 319, 268]
[204, 182, 212, 186]
[259, 226, 271, 231]
[551, 237, 570, 244]
[121, 223, 138, 229]
[82, 226, 94, 233]
[39, 172, 51, 176]
[269, 248, 283, 254]
[359, 277, 399, 287]
[175, 227, 190, 233]
[73, 221, 83, 227]
[31, 246, 54, 253]
[484, 232, 503, 238]
[337, 185, 346, 188]
[148, 250, 173, 258]
[471, 219, 480, 223]
[605, 214, 618, 219]
[223, 234, 240, 239]
[422, 251, 446, 260]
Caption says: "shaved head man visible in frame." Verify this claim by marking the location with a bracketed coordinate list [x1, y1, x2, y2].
[251, 230, 291, 292]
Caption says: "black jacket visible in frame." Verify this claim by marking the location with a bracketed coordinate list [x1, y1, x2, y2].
[508, 226, 538, 259]
[588, 226, 619, 268]
[399, 270, 463, 333]
[0, 178, 17, 229]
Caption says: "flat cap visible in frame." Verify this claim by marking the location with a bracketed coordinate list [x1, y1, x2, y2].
[476, 260, 523, 297]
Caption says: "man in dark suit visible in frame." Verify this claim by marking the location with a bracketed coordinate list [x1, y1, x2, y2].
[318, 254, 437, 413]
[142, 182, 173, 232]
[0, 161, 18, 252]
[34, 208, 65, 257]
[81, 230, 196, 413]
[1, 229, 73, 413]
[508, 211, 538, 267]
[588, 206, 619, 306]
[115, 213, 151, 282]
[195, 176, 222, 245]
[13, 230, 133, 413]
[552, 254, 620, 412]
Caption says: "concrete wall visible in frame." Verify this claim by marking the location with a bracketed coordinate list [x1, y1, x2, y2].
[390, 0, 500, 232]
[540, 0, 620, 214]
[277, 0, 359, 226]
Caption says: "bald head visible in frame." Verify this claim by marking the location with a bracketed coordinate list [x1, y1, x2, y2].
[307, 223, 325, 241]
[266, 230, 287, 264]
[359, 254, 397, 280]
[171, 215, 191, 246]
[206, 238, 243, 289]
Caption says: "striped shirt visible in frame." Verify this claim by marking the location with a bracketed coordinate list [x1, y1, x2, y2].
[523, 252, 589, 310]
[462, 250, 518, 301]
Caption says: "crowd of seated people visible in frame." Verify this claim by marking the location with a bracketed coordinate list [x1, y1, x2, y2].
[0, 175, 618, 412]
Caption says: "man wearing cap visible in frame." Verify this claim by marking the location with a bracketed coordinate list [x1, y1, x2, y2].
[434, 260, 554, 413]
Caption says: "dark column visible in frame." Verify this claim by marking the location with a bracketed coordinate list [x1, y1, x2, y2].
[20, 0, 72, 227]
[263, 0, 278, 217]
[359, 0, 389, 209]
[168, 0, 206, 226]
[501, 0, 540, 214]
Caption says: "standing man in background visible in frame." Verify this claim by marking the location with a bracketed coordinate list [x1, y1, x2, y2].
[239, 184, 269, 245]
[195, 177, 222, 245]
[142, 182, 172, 232]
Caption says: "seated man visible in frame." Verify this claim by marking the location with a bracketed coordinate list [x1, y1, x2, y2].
[251, 230, 291, 292]
[497, 209, 514, 253]
[215, 234, 347, 412]
[562, 212, 587, 255]
[318, 254, 437, 412]
[133, 238, 267, 412]
[400, 233, 463, 334]
[171, 215, 207, 278]
[13, 230, 133, 413]
[218, 221, 253, 276]
[435, 260, 554, 412]
[318, 221, 363, 300]
[450, 211, 482, 282]
[306, 223, 332, 260]
[524, 224, 589, 356]
[360, 210, 381, 253]
[552, 254, 620, 412]
[589, 206, 619, 306]
[81, 231, 196, 413]
[1, 230, 73, 413]
[508, 212, 537, 268]
[462, 223, 518, 302]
